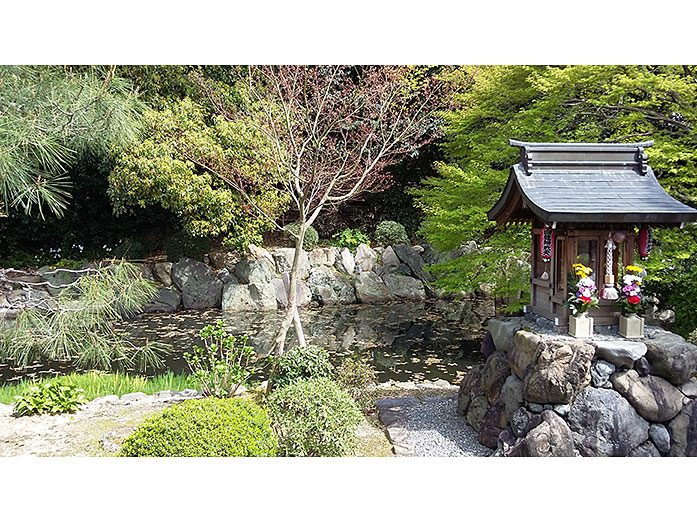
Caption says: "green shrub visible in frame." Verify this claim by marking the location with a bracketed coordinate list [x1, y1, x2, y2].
[120, 398, 277, 457]
[267, 377, 363, 456]
[270, 345, 334, 389]
[336, 358, 378, 411]
[184, 321, 265, 397]
[166, 230, 211, 262]
[13, 382, 86, 416]
[283, 222, 319, 250]
[113, 238, 149, 260]
[332, 228, 370, 251]
[374, 220, 409, 247]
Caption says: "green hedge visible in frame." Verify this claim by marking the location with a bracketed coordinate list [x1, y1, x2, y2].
[374, 220, 408, 246]
[267, 377, 363, 457]
[270, 345, 335, 390]
[120, 398, 277, 457]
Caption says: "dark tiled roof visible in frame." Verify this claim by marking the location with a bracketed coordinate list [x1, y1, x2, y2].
[487, 140, 697, 224]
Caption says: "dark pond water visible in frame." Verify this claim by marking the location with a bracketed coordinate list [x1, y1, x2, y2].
[1, 299, 493, 385]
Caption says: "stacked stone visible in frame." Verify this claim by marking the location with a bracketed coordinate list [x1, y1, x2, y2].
[136, 243, 438, 313]
[458, 318, 697, 457]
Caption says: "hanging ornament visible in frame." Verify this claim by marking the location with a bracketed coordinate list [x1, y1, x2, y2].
[540, 226, 554, 262]
[638, 226, 653, 260]
[599, 237, 619, 300]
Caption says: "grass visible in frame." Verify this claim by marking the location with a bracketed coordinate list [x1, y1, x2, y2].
[0, 371, 194, 404]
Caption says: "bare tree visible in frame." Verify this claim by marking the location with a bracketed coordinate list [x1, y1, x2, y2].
[193, 65, 451, 357]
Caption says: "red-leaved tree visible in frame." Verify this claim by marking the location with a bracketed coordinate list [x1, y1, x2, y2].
[195, 65, 452, 357]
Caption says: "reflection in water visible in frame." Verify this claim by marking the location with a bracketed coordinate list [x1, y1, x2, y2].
[1, 299, 494, 385]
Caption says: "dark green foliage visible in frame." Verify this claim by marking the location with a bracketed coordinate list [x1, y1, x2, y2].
[267, 377, 363, 457]
[332, 228, 370, 251]
[374, 220, 409, 246]
[282, 222, 319, 250]
[120, 398, 278, 457]
[335, 358, 378, 412]
[112, 238, 150, 260]
[166, 230, 211, 262]
[184, 321, 265, 398]
[270, 345, 334, 390]
[12, 381, 86, 416]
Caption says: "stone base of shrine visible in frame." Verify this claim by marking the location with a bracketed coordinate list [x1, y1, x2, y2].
[460, 315, 697, 456]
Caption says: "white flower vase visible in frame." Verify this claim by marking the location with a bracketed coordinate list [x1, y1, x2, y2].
[569, 311, 594, 338]
[619, 313, 644, 339]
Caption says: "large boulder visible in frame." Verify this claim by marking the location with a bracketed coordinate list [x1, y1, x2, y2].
[221, 282, 277, 311]
[334, 247, 355, 275]
[509, 407, 541, 438]
[153, 262, 173, 287]
[567, 387, 650, 457]
[649, 423, 671, 455]
[354, 244, 377, 273]
[271, 278, 312, 308]
[629, 441, 661, 457]
[508, 330, 542, 378]
[171, 258, 223, 309]
[644, 330, 697, 386]
[668, 400, 697, 457]
[38, 266, 82, 296]
[610, 369, 685, 423]
[478, 402, 508, 449]
[523, 339, 594, 404]
[480, 351, 510, 404]
[457, 365, 483, 416]
[593, 340, 647, 369]
[488, 318, 526, 354]
[680, 377, 697, 399]
[208, 251, 241, 271]
[466, 395, 490, 432]
[500, 374, 525, 421]
[382, 273, 426, 301]
[381, 246, 401, 272]
[306, 266, 356, 305]
[308, 248, 336, 268]
[354, 272, 392, 304]
[393, 244, 432, 282]
[590, 359, 616, 387]
[235, 257, 276, 284]
[507, 410, 575, 457]
[272, 248, 311, 279]
[480, 331, 496, 358]
[143, 287, 181, 313]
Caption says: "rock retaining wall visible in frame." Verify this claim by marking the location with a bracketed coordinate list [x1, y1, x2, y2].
[459, 317, 697, 457]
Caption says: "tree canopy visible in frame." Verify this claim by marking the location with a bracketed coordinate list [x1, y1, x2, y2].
[414, 65, 697, 310]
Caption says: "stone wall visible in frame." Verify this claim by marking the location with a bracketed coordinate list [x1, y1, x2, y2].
[141, 243, 447, 313]
[458, 317, 697, 457]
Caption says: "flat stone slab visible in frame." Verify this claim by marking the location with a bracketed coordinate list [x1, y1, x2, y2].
[593, 340, 647, 368]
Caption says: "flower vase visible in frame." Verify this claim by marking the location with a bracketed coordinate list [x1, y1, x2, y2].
[569, 311, 594, 338]
[619, 313, 644, 339]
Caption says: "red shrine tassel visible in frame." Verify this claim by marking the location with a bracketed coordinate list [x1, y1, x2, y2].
[638, 226, 653, 260]
[540, 226, 554, 262]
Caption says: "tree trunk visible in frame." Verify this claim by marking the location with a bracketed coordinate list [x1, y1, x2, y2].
[272, 222, 308, 358]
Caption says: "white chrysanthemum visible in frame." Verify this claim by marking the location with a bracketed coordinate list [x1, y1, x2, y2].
[579, 277, 594, 287]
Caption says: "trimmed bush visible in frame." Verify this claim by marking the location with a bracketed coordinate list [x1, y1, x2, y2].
[166, 230, 211, 262]
[267, 377, 363, 456]
[374, 220, 408, 247]
[282, 222, 319, 250]
[336, 358, 378, 411]
[332, 228, 370, 251]
[120, 398, 277, 457]
[270, 345, 334, 389]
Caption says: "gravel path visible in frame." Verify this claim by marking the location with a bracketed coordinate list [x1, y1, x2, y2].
[377, 394, 490, 457]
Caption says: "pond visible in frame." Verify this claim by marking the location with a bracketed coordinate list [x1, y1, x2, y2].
[0, 299, 494, 385]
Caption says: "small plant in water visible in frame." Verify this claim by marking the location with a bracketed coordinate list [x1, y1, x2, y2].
[184, 321, 266, 398]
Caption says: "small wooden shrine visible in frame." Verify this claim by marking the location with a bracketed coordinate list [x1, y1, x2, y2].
[488, 139, 697, 326]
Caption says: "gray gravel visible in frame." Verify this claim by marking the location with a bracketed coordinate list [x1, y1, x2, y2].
[399, 396, 490, 457]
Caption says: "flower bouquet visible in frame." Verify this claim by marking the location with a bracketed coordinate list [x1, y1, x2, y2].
[617, 265, 645, 338]
[566, 263, 599, 338]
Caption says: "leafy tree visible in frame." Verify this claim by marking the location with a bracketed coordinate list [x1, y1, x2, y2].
[0, 65, 144, 218]
[414, 65, 697, 310]
[195, 65, 451, 356]
[109, 95, 289, 249]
